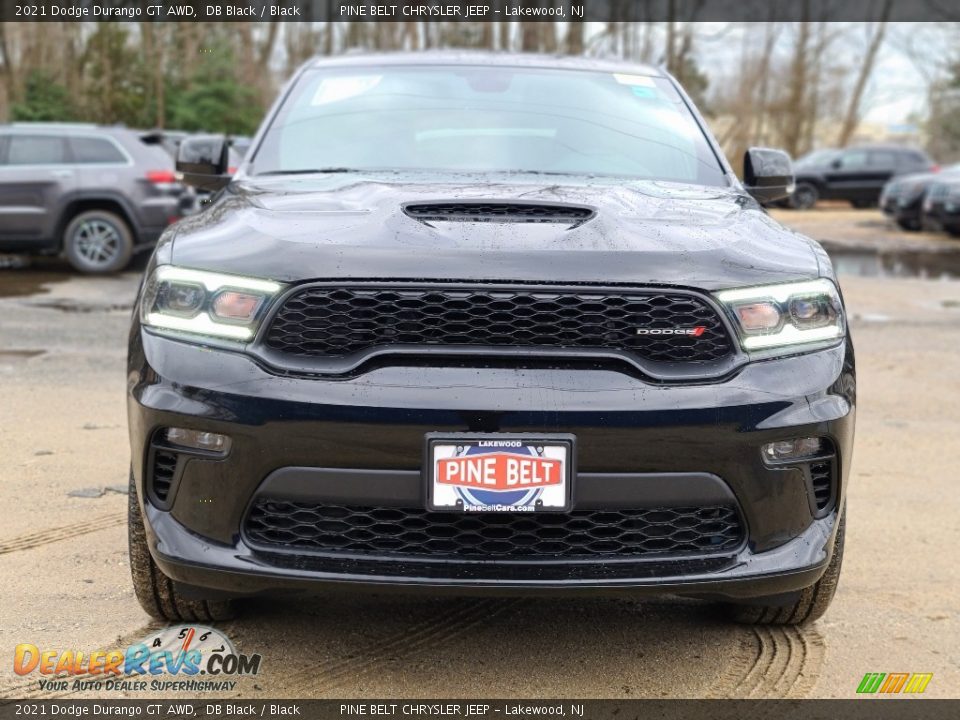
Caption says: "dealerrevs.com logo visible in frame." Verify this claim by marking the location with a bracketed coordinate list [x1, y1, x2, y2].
[13, 625, 261, 693]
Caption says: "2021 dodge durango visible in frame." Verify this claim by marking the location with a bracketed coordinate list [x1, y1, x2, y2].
[127, 53, 854, 625]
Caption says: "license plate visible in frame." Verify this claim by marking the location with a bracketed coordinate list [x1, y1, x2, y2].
[425, 433, 574, 512]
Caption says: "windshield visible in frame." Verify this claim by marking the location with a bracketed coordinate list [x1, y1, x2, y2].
[250, 65, 727, 186]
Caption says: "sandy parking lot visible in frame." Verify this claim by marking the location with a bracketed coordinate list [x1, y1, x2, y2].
[1, 208, 958, 699]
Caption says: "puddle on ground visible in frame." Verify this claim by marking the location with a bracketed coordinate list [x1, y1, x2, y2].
[0, 253, 147, 300]
[827, 247, 960, 280]
[0, 269, 69, 298]
[0, 255, 76, 298]
[29, 299, 133, 313]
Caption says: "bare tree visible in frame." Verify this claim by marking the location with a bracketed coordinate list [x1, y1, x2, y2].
[565, 21, 584, 55]
[837, 0, 894, 145]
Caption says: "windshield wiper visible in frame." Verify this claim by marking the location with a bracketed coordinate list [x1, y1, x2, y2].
[257, 168, 366, 176]
[498, 169, 592, 177]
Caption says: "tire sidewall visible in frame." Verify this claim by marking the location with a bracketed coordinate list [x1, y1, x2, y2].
[63, 210, 133, 274]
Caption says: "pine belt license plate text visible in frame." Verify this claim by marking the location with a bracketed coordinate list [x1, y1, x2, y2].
[426, 434, 574, 512]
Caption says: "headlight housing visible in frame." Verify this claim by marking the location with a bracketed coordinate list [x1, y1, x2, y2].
[714, 279, 845, 353]
[140, 266, 283, 341]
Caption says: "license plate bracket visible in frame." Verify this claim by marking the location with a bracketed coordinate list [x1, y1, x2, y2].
[424, 433, 575, 513]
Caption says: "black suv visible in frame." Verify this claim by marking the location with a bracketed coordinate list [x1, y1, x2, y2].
[127, 54, 854, 626]
[881, 163, 960, 231]
[789, 144, 935, 209]
[0, 123, 185, 273]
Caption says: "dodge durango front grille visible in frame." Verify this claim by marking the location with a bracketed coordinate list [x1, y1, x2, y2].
[244, 501, 745, 559]
[263, 285, 734, 366]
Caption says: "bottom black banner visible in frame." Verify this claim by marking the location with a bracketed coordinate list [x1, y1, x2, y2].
[1, 700, 958, 720]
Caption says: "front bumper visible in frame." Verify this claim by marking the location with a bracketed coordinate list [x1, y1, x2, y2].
[881, 195, 922, 223]
[128, 329, 855, 599]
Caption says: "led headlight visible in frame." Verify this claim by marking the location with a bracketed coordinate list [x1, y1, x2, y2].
[714, 279, 845, 352]
[140, 266, 283, 341]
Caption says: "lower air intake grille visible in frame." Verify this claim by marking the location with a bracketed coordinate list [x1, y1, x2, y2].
[244, 501, 745, 559]
[810, 459, 834, 511]
[150, 450, 178, 502]
[264, 286, 734, 365]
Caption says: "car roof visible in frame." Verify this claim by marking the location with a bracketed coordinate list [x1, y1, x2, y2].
[1, 122, 134, 137]
[848, 144, 927, 154]
[309, 50, 663, 78]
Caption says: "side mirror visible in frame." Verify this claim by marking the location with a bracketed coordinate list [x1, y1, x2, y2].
[176, 135, 230, 192]
[743, 147, 794, 203]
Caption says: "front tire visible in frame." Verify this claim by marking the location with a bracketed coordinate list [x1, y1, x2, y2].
[63, 210, 133, 274]
[128, 471, 236, 621]
[789, 182, 819, 210]
[725, 514, 845, 625]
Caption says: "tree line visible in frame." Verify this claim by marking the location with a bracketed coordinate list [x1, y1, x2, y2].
[1, 20, 958, 162]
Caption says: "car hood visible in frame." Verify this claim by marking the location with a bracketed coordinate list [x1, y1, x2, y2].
[168, 174, 821, 291]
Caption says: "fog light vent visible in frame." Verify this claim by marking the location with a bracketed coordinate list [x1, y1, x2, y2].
[810, 460, 833, 511]
[151, 450, 178, 502]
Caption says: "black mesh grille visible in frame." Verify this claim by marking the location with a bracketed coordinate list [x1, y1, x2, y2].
[404, 202, 593, 223]
[151, 450, 178, 502]
[264, 286, 734, 364]
[244, 501, 744, 559]
[810, 460, 833, 511]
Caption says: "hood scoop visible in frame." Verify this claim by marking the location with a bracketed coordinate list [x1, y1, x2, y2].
[403, 201, 595, 224]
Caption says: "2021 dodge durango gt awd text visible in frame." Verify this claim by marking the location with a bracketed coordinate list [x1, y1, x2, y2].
[127, 53, 855, 626]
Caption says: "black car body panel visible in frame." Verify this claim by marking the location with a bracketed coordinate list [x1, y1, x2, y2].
[129, 327, 853, 596]
[129, 53, 854, 604]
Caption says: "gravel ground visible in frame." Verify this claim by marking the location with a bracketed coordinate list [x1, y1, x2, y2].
[1, 208, 958, 699]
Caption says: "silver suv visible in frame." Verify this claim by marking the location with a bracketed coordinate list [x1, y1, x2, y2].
[0, 123, 185, 273]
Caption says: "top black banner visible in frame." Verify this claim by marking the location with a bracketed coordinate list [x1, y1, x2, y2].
[3, 0, 960, 23]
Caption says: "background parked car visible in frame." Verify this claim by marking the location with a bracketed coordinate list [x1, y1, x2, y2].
[881, 163, 960, 231]
[923, 176, 960, 237]
[787, 144, 936, 210]
[0, 123, 186, 273]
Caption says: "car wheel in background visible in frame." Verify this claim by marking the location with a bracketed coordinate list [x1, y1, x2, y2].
[63, 210, 134, 274]
[946, 225, 960, 238]
[724, 513, 845, 625]
[896, 218, 921, 232]
[789, 182, 819, 210]
[128, 471, 236, 621]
